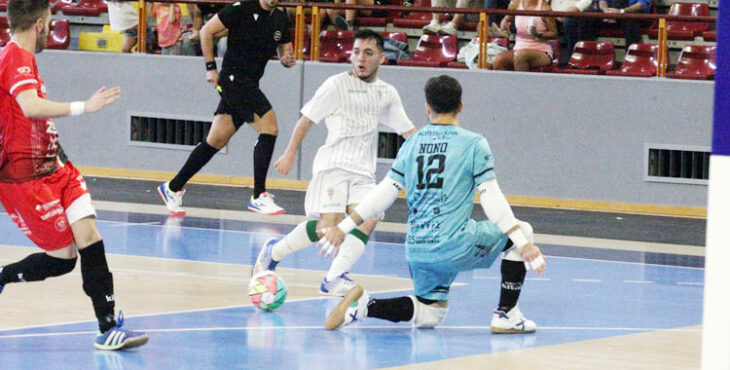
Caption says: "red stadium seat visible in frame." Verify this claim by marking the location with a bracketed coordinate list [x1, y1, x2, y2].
[446, 61, 469, 69]
[319, 30, 354, 63]
[0, 0, 7, 12]
[606, 43, 664, 77]
[62, 0, 107, 16]
[702, 30, 716, 41]
[554, 41, 615, 75]
[357, 0, 401, 27]
[382, 31, 408, 43]
[532, 39, 561, 72]
[648, 3, 710, 40]
[45, 19, 70, 50]
[397, 35, 457, 68]
[393, 0, 433, 29]
[666, 44, 716, 80]
[0, 17, 9, 47]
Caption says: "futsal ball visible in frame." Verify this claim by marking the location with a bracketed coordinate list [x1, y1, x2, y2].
[249, 271, 287, 311]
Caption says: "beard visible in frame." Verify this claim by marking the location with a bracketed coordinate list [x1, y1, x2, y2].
[35, 29, 48, 53]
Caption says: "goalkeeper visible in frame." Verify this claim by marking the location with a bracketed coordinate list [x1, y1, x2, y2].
[320, 75, 546, 333]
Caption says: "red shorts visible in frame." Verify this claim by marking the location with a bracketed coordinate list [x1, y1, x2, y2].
[0, 161, 96, 251]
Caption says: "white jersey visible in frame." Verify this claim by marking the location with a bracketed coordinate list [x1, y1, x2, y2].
[106, 2, 139, 32]
[300, 71, 415, 179]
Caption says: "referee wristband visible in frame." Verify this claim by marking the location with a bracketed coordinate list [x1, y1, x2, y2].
[205, 61, 217, 71]
[337, 217, 358, 234]
[69, 101, 85, 116]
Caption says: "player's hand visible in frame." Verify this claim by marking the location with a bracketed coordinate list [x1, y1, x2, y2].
[318, 227, 347, 258]
[85, 86, 120, 113]
[206, 69, 220, 89]
[274, 151, 295, 175]
[520, 243, 546, 274]
[280, 53, 296, 68]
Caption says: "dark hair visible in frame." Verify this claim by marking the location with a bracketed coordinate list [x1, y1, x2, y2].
[424, 75, 462, 114]
[354, 29, 384, 52]
[8, 0, 49, 32]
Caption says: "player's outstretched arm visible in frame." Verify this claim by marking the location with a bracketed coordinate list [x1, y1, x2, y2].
[274, 116, 314, 176]
[15, 86, 120, 118]
[319, 177, 403, 257]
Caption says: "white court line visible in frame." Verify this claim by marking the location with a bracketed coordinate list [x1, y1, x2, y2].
[677, 282, 704, 286]
[525, 277, 551, 281]
[623, 280, 654, 284]
[0, 284, 417, 333]
[572, 278, 602, 283]
[0, 325, 703, 340]
[110, 222, 161, 227]
[84, 200, 705, 256]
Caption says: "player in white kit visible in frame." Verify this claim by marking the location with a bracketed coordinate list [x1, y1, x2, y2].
[252, 29, 417, 296]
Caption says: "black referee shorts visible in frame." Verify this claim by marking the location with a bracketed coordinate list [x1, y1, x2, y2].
[215, 71, 273, 129]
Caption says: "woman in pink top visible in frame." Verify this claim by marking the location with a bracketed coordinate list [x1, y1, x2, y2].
[493, 0, 557, 71]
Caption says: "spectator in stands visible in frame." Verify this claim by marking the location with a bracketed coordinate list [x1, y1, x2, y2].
[188, 4, 226, 57]
[334, 0, 375, 30]
[152, 2, 183, 55]
[423, 0, 480, 36]
[106, 0, 142, 52]
[484, 0, 511, 28]
[599, 0, 650, 50]
[553, 0, 599, 64]
[493, 0, 557, 71]
[287, 0, 340, 29]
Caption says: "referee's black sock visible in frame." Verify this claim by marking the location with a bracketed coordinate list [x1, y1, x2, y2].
[253, 134, 277, 199]
[497, 259, 527, 312]
[366, 296, 414, 322]
[0, 253, 76, 284]
[169, 141, 220, 192]
[79, 240, 117, 332]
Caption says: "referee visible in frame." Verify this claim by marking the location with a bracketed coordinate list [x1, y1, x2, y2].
[158, 0, 295, 216]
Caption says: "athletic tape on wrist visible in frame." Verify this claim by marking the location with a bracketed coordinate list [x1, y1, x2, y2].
[337, 217, 357, 234]
[70, 101, 85, 116]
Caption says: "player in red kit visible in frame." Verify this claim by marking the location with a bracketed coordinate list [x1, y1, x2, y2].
[0, 0, 148, 350]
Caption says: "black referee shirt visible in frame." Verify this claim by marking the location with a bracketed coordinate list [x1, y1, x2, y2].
[218, 0, 291, 82]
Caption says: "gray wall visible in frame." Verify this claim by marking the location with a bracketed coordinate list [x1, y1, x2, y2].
[37, 51, 713, 208]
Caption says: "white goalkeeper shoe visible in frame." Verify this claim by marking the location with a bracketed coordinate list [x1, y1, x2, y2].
[324, 285, 370, 330]
[490, 305, 537, 334]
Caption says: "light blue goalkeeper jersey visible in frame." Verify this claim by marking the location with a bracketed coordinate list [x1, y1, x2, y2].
[387, 123, 506, 263]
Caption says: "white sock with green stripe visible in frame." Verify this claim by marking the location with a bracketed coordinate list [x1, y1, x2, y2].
[271, 220, 319, 261]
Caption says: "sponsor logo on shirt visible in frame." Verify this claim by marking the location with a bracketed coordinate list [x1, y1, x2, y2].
[54, 217, 68, 232]
[16, 66, 31, 74]
[35, 199, 61, 212]
[273, 30, 281, 42]
[40, 205, 65, 221]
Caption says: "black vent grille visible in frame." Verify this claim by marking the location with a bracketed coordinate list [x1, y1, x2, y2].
[130, 116, 212, 146]
[647, 147, 710, 182]
[378, 132, 406, 159]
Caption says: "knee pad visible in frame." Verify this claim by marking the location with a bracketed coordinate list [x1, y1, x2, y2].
[408, 296, 448, 328]
[47, 255, 77, 277]
[504, 220, 534, 262]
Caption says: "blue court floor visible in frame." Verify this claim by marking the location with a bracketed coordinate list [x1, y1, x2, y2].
[0, 209, 704, 369]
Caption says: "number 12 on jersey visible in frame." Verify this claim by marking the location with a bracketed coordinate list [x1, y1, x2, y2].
[416, 154, 445, 189]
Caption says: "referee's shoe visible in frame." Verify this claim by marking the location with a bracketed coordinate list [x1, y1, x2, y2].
[248, 192, 285, 215]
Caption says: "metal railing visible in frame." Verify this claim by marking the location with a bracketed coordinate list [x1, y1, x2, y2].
[134, 0, 717, 76]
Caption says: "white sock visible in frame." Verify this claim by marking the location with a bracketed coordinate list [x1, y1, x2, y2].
[326, 234, 366, 280]
[271, 221, 315, 261]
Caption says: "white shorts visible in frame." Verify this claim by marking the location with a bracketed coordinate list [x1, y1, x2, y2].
[304, 168, 376, 217]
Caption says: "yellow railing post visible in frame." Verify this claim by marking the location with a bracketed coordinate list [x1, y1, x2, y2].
[311, 6, 321, 61]
[295, 6, 304, 60]
[138, 0, 146, 53]
[657, 18, 667, 77]
[478, 12, 488, 69]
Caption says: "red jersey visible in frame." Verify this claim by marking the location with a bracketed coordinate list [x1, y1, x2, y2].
[0, 41, 59, 183]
